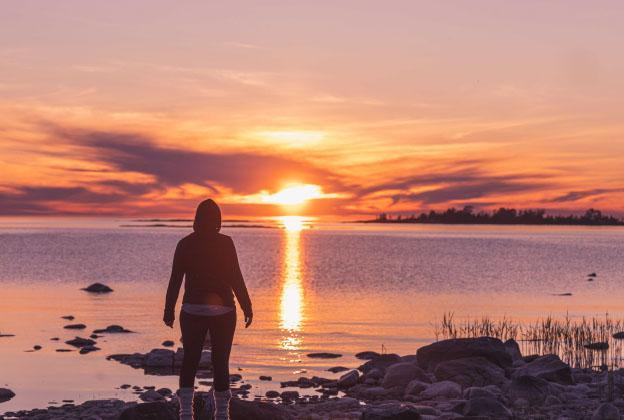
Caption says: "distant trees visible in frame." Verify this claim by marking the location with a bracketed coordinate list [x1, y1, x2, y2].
[370, 207, 623, 226]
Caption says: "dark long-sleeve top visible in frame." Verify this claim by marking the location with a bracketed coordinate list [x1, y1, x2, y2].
[164, 232, 252, 317]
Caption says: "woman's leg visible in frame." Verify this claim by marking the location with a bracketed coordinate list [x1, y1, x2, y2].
[208, 310, 237, 391]
[179, 310, 210, 388]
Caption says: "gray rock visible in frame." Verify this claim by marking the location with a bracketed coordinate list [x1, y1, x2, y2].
[382, 362, 430, 389]
[0, 388, 16, 402]
[463, 386, 498, 400]
[504, 338, 523, 362]
[507, 375, 552, 406]
[359, 354, 402, 374]
[139, 389, 164, 402]
[434, 356, 507, 388]
[544, 395, 562, 405]
[512, 354, 574, 385]
[463, 397, 512, 418]
[420, 380, 462, 400]
[265, 390, 280, 398]
[417, 337, 512, 370]
[404, 379, 429, 396]
[337, 370, 359, 388]
[279, 390, 299, 401]
[82, 283, 113, 293]
[592, 402, 620, 420]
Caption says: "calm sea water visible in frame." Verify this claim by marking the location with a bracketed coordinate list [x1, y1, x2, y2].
[1, 218, 624, 412]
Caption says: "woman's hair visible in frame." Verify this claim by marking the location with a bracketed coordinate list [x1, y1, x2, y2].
[193, 199, 222, 234]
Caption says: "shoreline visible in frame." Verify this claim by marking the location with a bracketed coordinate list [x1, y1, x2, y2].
[2, 337, 623, 419]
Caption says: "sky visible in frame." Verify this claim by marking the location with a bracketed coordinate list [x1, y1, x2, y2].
[1, 0, 623, 218]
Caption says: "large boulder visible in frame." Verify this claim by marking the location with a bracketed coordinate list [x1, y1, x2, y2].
[417, 337, 511, 370]
[504, 338, 523, 363]
[512, 354, 574, 385]
[434, 356, 507, 388]
[337, 370, 359, 388]
[463, 397, 512, 418]
[382, 363, 430, 389]
[506, 375, 553, 406]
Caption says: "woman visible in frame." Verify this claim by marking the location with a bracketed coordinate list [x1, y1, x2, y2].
[163, 199, 253, 420]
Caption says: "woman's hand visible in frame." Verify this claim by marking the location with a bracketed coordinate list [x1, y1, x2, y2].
[244, 312, 253, 328]
[163, 311, 175, 328]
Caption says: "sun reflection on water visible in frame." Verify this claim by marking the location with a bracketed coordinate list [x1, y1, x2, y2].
[278, 216, 307, 351]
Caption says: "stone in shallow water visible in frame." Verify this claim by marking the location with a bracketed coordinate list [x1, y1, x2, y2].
[79, 345, 100, 354]
[0, 388, 16, 403]
[162, 340, 175, 347]
[93, 324, 133, 334]
[584, 342, 609, 350]
[307, 352, 342, 359]
[65, 337, 96, 347]
[64, 323, 87, 330]
[356, 351, 381, 360]
[82, 282, 113, 293]
[327, 366, 349, 373]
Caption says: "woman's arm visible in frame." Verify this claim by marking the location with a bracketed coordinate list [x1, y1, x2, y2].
[229, 237, 253, 327]
[163, 241, 185, 327]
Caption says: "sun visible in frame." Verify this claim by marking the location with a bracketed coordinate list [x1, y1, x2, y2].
[262, 184, 324, 206]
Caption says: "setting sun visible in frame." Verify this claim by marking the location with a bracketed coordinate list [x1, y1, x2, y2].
[262, 184, 324, 206]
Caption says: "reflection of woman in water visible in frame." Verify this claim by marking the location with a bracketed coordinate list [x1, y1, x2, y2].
[163, 199, 253, 420]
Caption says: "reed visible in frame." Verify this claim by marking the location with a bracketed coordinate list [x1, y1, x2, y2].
[433, 312, 624, 369]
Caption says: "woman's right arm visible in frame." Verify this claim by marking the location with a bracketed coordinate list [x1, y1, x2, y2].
[163, 241, 184, 327]
[229, 237, 253, 327]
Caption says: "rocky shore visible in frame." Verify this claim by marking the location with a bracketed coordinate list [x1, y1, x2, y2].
[3, 336, 624, 419]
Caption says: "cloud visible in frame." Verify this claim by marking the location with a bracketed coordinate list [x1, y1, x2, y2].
[550, 188, 624, 203]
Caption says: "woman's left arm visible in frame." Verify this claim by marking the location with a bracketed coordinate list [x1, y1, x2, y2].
[163, 241, 185, 327]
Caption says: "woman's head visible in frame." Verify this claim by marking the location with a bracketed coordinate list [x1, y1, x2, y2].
[193, 199, 221, 234]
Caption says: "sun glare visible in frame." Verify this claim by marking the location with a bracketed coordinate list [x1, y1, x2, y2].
[262, 184, 324, 206]
[279, 215, 307, 231]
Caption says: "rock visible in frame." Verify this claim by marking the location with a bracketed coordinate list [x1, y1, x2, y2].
[65, 337, 96, 347]
[139, 389, 165, 402]
[328, 366, 349, 373]
[463, 386, 499, 400]
[280, 390, 299, 401]
[420, 380, 462, 399]
[404, 379, 430, 396]
[584, 342, 609, 350]
[434, 356, 507, 388]
[507, 375, 552, 406]
[145, 349, 175, 367]
[90, 334, 99, 339]
[544, 395, 562, 405]
[162, 340, 175, 347]
[463, 397, 512, 418]
[93, 325, 133, 333]
[64, 324, 87, 330]
[229, 398, 294, 419]
[361, 403, 424, 419]
[613, 332, 624, 339]
[417, 337, 512, 370]
[79, 345, 100, 354]
[56, 349, 73, 352]
[338, 370, 359, 388]
[265, 390, 280, 398]
[119, 401, 177, 419]
[356, 351, 381, 360]
[33, 345, 42, 350]
[82, 282, 113, 293]
[512, 354, 574, 385]
[504, 339, 523, 362]
[0, 388, 16, 403]
[307, 352, 342, 359]
[359, 354, 402, 374]
[61, 315, 75, 320]
[382, 362, 430, 389]
[259, 375, 272, 381]
[588, 272, 597, 277]
[592, 402, 620, 420]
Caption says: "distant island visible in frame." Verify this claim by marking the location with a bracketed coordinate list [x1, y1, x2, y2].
[363, 207, 624, 226]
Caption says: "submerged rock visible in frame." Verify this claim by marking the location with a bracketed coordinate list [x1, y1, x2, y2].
[64, 323, 87, 330]
[307, 352, 342, 359]
[93, 324, 133, 334]
[355, 351, 381, 360]
[82, 282, 113, 293]
[162, 340, 175, 347]
[65, 337, 96, 347]
[79, 345, 100, 354]
[584, 342, 609, 350]
[417, 337, 512, 370]
[0, 388, 16, 403]
[327, 366, 349, 373]
[61, 315, 75, 320]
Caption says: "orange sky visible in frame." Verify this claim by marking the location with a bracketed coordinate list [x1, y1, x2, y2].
[1, 1, 623, 218]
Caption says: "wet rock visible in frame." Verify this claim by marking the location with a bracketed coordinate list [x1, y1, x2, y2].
[356, 351, 381, 360]
[328, 366, 349, 373]
[584, 342, 609, 350]
[265, 390, 280, 398]
[512, 354, 574, 385]
[56, 349, 73, 352]
[162, 340, 175, 347]
[64, 323, 87, 330]
[50, 337, 59, 341]
[307, 352, 342, 359]
[359, 354, 402, 374]
[507, 375, 552, 405]
[463, 397, 512, 418]
[420, 380, 462, 399]
[0, 333, 15, 337]
[82, 282, 113, 293]
[79, 345, 100, 354]
[382, 362, 430, 389]
[33, 345, 42, 350]
[280, 390, 299, 401]
[65, 337, 96, 347]
[612, 332, 624, 339]
[90, 334, 100, 339]
[259, 375, 272, 381]
[145, 349, 175, 367]
[139, 389, 165, 402]
[434, 356, 507, 388]
[591, 402, 620, 420]
[361, 403, 424, 419]
[93, 325, 133, 334]
[337, 370, 359, 388]
[0, 388, 16, 403]
[61, 315, 75, 320]
[417, 337, 512, 370]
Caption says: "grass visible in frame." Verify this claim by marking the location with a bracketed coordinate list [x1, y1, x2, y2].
[433, 312, 624, 369]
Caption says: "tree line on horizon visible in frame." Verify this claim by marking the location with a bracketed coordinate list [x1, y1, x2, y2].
[371, 207, 624, 226]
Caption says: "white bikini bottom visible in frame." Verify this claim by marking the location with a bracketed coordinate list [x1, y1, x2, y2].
[181, 303, 234, 317]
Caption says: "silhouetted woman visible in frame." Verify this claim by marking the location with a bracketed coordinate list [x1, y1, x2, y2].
[163, 199, 253, 420]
